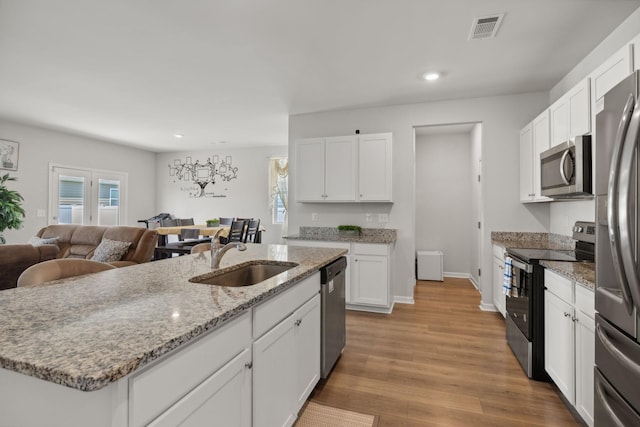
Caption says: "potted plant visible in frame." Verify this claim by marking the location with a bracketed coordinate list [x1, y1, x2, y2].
[206, 218, 221, 227]
[337, 225, 362, 237]
[0, 173, 25, 244]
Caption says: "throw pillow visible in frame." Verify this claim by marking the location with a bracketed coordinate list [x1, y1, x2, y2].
[92, 238, 131, 263]
[28, 236, 59, 246]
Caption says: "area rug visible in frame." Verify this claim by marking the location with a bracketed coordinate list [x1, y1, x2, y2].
[295, 401, 377, 427]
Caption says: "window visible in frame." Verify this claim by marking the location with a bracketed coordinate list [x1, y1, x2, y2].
[49, 165, 127, 226]
[269, 157, 288, 224]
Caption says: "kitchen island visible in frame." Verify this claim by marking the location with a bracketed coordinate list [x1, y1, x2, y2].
[0, 243, 346, 427]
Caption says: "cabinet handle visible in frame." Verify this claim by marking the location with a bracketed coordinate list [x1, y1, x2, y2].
[295, 319, 302, 327]
[245, 362, 253, 369]
[564, 312, 571, 318]
[572, 317, 578, 322]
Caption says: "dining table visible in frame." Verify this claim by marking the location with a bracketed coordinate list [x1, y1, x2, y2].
[155, 225, 230, 246]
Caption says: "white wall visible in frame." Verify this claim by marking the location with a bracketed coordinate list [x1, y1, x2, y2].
[156, 146, 288, 245]
[0, 119, 156, 244]
[288, 92, 550, 309]
[415, 131, 472, 276]
[549, 200, 595, 235]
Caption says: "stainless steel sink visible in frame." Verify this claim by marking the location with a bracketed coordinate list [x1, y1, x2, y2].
[189, 261, 298, 287]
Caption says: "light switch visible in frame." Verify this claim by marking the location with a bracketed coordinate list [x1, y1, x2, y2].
[378, 213, 389, 223]
[365, 213, 373, 222]
[36, 209, 46, 217]
[312, 213, 319, 221]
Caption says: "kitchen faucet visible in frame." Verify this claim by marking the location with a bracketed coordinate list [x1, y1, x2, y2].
[210, 229, 246, 268]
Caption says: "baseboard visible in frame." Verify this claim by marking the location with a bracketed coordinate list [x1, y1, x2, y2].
[394, 296, 415, 305]
[443, 272, 480, 290]
[479, 302, 498, 312]
[347, 302, 394, 314]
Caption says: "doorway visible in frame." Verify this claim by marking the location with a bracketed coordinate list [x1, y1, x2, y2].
[414, 123, 482, 286]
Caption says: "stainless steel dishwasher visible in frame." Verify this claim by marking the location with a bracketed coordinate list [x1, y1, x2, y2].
[320, 256, 347, 379]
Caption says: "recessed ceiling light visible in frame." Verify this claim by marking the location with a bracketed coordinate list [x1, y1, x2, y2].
[423, 72, 440, 81]
[173, 133, 184, 139]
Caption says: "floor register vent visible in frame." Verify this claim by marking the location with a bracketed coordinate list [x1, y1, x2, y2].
[468, 14, 504, 40]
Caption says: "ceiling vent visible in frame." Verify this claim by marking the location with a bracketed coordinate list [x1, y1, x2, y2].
[468, 14, 504, 40]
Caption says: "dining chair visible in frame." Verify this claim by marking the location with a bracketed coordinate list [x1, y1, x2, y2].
[244, 219, 261, 243]
[17, 259, 116, 287]
[177, 218, 195, 226]
[225, 220, 247, 243]
[160, 218, 178, 227]
[218, 217, 234, 226]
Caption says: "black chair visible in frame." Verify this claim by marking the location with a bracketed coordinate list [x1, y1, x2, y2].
[244, 219, 261, 243]
[177, 218, 195, 226]
[160, 218, 178, 227]
[222, 220, 246, 243]
[219, 217, 234, 226]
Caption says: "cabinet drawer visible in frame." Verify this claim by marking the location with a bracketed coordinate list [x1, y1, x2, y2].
[286, 239, 350, 251]
[493, 245, 505, 260]
[253, 272, 320, 338]
[545, 269, 573, 303]
[352, 243, 389, 256]
[575, 284, 595, 318]
[129, 312, 251, 427]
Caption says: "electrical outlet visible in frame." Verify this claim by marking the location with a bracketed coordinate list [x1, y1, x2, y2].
[311, 212, 319, 222]
[378, 213, 389, 223]
[365, 213, 373, 222]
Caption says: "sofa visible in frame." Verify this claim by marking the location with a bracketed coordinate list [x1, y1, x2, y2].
[0, 224, 157, 291]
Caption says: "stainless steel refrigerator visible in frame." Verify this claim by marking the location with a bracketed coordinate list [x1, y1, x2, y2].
[595, 69, 640, 425]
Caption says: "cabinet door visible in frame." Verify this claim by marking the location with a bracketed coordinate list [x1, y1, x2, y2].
[351, 254, 389, 307]
[149, 349, 252, 427]
[590, 44, 632, 102]
[545, 290, 575, 404]
[568, 78, 591, 139]
[532, 110, 551, 202]
[296, 138, 326, 201]
[253, 313, 297, 427]
[358, 133, 392, 201]
[575, 310, 595, 427]
[492, 255, 505, 317]
[519, 124, 534, 202]
[550, 97, 569, 146]
[634, 33, 640, 72]
[294, 294, 321, 413]
[324, 136, 357, 201]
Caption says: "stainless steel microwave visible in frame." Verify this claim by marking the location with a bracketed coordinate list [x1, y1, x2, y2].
[540, 135, 592, 198]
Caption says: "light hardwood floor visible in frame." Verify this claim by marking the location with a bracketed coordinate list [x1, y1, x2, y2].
[310, 277, 581, 426]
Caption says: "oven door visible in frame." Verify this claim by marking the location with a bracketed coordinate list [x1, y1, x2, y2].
[505, 256, 532, 339]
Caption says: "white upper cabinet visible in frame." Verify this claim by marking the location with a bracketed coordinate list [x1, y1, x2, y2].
[295, 136, 357, 202]
[634, 33, 640, 71]
[519, 123, 534, 203]
[296, 133, 392, 203]
[590, 44, 632, 102]
[358, 133, 393, 202]
[532, 110, 551, 202]
[550, 78, 591, 145]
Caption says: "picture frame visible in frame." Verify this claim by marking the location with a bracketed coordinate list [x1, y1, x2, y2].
[0, 139, 19, 171]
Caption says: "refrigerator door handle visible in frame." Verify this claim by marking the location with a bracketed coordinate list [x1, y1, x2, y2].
[595, 375, 628, 427]
[596, 322, 640, 377]
[618, 98, 640, 314]
[607, 93, 636, 314]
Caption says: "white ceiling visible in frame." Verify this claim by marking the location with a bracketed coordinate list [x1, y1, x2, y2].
[1, 0, 639, 152]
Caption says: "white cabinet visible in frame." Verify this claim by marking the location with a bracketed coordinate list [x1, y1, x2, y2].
[590, 44, 632, 102]
[295, 133, 392, 203]
[550, 78, 591, 145]
[351, 247, 389, 309]
[296, 136, 357, 202]
[519, 123, 534, 202]
[492, 245, 505, 317]
[520, 110, 552, 203]
[130, 312, 252, 427]
[253, 293, 321, 427]
[634, 33, 640, 71]
[358, 133, 393, 201]
[148, 349, 252, 427]
[544, 269, 595, 427]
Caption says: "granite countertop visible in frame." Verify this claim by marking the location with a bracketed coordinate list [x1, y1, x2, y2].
[540, 260, 595, 290]
[285, 226, 397, 244]
[0, 244, 346, 392]
[491, 231, 576, 250]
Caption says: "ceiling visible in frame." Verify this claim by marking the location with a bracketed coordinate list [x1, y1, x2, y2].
[1, 1, 639, 152]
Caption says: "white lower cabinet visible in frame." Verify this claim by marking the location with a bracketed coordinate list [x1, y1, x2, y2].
[253, 293, 321, 427]
[544, 269, 594, 427]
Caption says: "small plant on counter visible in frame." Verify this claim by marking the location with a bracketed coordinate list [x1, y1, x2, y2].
[0, 173, 25, 244]
[337, 225, 362, 235]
